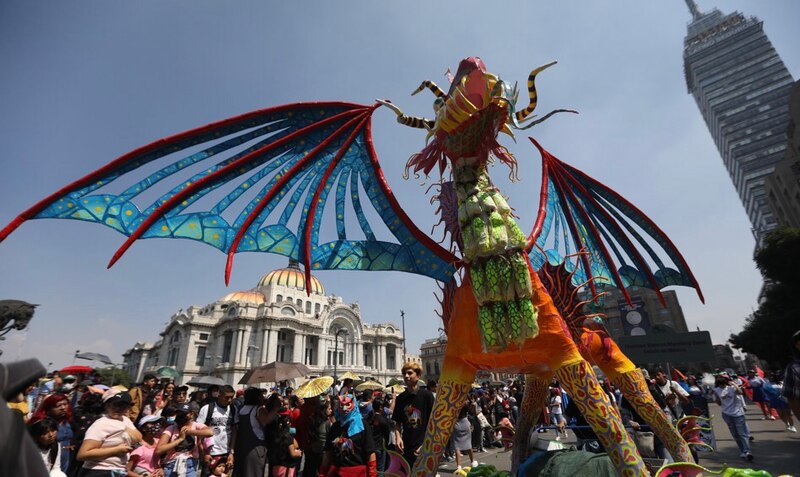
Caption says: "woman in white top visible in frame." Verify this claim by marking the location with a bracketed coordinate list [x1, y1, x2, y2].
[77, 389, 142, 476]
[28, 417, 66, 476]
[547, 387, 568, 440]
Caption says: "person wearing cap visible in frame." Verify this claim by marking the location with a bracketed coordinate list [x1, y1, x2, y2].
[713, 373, 753, 462]
[128, 414, 165, 477]
[77, 389, 143, 475]
[129, 374, 158, 422]
[782, 329, 800, 422]
[157, 401, 213, 477]
[32, 393, 74, 472]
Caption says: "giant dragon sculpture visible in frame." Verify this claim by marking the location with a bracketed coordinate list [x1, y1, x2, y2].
[0, 57, 704, 476]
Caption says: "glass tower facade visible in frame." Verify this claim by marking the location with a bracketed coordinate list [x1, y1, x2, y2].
[683, 1, 795, 239]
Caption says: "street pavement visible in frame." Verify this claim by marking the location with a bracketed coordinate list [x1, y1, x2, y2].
[432, 404, 800, 476]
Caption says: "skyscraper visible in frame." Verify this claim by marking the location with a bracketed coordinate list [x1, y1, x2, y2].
[683, 0, 795, 240]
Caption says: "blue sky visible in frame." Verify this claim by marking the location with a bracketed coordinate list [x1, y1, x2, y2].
[1, 1, 798, 369]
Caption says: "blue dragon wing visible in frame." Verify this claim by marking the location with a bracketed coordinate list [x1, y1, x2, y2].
[0, 102, 459, 287]
[525, 138, 703, 304]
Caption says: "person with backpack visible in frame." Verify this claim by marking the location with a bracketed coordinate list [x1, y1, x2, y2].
[197, 386, 237, 476]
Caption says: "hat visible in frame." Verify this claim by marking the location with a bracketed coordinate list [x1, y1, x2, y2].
[174, 403, 191, 414]
[63, 375, 77, 382]
[102, 389, 132, 405]
[138, 414, 162, 427]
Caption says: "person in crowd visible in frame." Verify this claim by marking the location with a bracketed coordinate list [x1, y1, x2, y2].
[466, 392, 484, 453]
[368, 397, 392, 473]
[764, 372, 796, 433]
[129, 374, 158, 422]
[8, 382, 36, 422]
[268, 413, 302, 477]
[32, 393, 74, 472]
[685, 375, 710, 417]
[229, 387, 280, 477]
[496, 410, 515, 450]
[564, 395, 603, 454]
[746, 369, 773, 420]
[197, 385, 237, 475]
[358, 391, 374, 419]
[713, 373, 753, 462]
[426, 379, 438, 398]
[300, 395, 332, 477]
[68, 391, 106, 476]
[391, 362, 434, 468]
[128, 414, 165, 477]
[653, 368, 690, 421]
[156, 402, 214, 477]
[77, 389, 143, 476]
[320, 393, 377, 477]
[156, 382, 175, 412]
[547, 387, 567, 441]
[204, 386, 221, 406]
[619, 392, 667, 461]
[172, 386, 189, 406]
[781, 329, 800, 422]
[337, 378, 354, 397]
[28, 417, 64, 475]
[451, 405, 478, 472]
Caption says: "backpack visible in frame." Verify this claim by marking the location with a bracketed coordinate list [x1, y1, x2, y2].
[203, 402, 236, 427]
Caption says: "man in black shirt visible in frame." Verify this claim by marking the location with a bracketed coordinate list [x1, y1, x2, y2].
[391, 362, 435, 469]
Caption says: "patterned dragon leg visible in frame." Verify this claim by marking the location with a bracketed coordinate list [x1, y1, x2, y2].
[530, 273, 648, 477]
[554, 360, 647, 477]
[510, 374, 550, 474]
[611, 367, 694, 463]
[579, 329, 694, 463]
[412, 282, 478, 477]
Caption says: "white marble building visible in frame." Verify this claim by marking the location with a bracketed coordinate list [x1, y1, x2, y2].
[122, 261, 405, 386]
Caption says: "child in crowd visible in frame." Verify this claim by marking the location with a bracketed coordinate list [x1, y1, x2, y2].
[128, 414, 165, 476]
[156, 402, 214, 477]
[269, 413, 303, 477]
[28, 417, 64, 475]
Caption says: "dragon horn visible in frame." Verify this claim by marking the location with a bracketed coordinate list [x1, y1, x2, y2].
[411, 80, 446, 98]
[514, 61, 557, 123]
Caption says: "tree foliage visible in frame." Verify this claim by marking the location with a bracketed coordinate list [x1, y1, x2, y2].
[96, 366, 131, 388]
[730, 227, 800, 369]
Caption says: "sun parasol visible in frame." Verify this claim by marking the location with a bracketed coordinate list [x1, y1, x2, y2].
[239, 361, 310, 385]
[295, 376, 334, 398]
[155, 366, 182, 379]
[186, 376, 226, 387]
[338, 371, 360, 381]
[59, 365, 93, 374]
[385, 383, 405, 394]
[75, 352, 113, 365]
[355, 380, 383, 391]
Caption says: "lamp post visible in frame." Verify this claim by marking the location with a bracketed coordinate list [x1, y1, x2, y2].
[333, 328, 347, 384]
[400, 310, 407, 364]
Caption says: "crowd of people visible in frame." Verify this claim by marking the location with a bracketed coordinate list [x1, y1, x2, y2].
[7, 330, 800, 477]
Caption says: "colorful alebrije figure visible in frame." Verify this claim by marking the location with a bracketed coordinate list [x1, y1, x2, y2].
[0, 57, 704, 477]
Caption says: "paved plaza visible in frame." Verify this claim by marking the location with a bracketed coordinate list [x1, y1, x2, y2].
[434, 405, 800, 476]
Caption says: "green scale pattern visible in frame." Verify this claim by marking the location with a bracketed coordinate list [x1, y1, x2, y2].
[454, 162, 538, 352]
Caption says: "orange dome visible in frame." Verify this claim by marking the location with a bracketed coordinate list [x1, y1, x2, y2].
[219, 290, 266, 305]
[258, 260, 325, 295]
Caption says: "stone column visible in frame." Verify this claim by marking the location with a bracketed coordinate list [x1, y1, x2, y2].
[318, 336, 328, 369]
[266, 329, 278, 364]
[377, 344, 384, 371]
[293, 332, 304, 363]
[356, 342, 363, 368]
[261, 328, 269, 363]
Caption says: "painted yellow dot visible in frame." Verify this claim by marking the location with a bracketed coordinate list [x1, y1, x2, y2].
[94, 206, 103, 212]
[125, 210, 133, 216]
[161, 225, 168, 231]
[96, 181, 103, 185]
[212, 233, 220, 239]
[182, 201, 188, 206]
[275, 246, 283, 252]
[242, 183, 249, 189]
[188, 223, 196, 229]
[212, 220, 218, 225]
[185, 182, 191, 186]
[83, 200, 89, 204]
